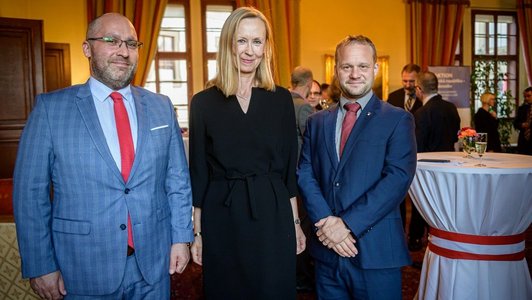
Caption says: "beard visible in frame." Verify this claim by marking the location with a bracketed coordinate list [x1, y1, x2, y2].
[90, 57, 137, 90]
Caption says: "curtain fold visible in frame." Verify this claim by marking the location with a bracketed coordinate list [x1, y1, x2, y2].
[86, 0, 168, 86]
[407, 0, 469, 70]
[517, 0, 532, 86]
[236, 0, 300, 87]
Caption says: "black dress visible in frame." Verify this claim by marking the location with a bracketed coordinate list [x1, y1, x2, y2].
[474, 108, 502, 152]
[189, 86, 298, 299]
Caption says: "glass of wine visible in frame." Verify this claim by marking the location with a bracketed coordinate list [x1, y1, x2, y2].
[475, 133, 488, 167]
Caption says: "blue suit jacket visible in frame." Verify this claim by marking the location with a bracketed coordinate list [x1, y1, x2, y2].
[13, 82, 193, 295]
[297, 95, 416, 269]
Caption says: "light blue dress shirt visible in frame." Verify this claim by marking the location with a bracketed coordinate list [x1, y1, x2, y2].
[89, 77, 138, 171]
[335, 91, 373, 158]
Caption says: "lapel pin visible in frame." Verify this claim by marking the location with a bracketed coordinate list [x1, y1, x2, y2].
[366, 112, 372, 116]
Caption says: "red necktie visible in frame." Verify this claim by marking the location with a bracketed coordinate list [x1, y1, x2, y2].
[340, 102, 361, 157]
[110, 92, 135, 250]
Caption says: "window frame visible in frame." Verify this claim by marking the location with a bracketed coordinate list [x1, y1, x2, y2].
[471, 10, 519, 113]
[201, 0, 236, 84]
[150, 0, 193, 103]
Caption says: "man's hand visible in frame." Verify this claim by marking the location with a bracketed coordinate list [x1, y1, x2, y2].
[169, 243, 190, 274]
[30, 271, 66, 300]
[315, 216, 352, 245]
[331, 234, 358, 257]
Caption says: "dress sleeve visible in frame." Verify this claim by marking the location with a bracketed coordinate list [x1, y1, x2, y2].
[281, 89, 298, 198]
[189, 92, 209, 208]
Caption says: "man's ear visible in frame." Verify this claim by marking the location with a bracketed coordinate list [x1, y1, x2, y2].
[82, 41, 91, 58]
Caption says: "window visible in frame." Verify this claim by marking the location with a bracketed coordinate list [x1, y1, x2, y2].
[471, 11, 519, 117]
[145, 1, 234, 129]
[145, 1, 191, 128]
[202, 2, 235, 83]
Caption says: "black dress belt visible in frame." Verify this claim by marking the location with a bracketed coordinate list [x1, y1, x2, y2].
[212, 171, 283, 220]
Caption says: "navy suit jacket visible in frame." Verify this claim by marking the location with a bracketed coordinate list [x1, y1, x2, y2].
[13, 82, 193, 295]
[297, 95, 416, 268]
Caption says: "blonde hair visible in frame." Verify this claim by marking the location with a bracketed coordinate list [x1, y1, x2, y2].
[208, 7, 276, 96]
[480, 92, 495, 105]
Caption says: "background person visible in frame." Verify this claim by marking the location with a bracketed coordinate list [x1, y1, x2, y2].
[307, 79, 323, 111]
[387, 63, 423, 240]
[13, 13, 192, 299]
[474, 92, 502, 152]
[289, 66, 315, 155]
[514, 87, 532, 155]
[298, 35, 416, 299]
[189, 7, 306, 299]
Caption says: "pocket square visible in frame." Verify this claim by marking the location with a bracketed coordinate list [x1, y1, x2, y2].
[150, 125, 169, 131]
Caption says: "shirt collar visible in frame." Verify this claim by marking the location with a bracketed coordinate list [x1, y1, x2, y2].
[89, 77, 133, 103]
[423, 93, 438, 105]
[339, 90, 373, 112]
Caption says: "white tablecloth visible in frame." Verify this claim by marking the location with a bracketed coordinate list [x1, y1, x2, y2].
[409, 152, 532, 300]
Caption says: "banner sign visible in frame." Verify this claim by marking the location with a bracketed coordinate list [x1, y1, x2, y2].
[428, 66, 470, 108]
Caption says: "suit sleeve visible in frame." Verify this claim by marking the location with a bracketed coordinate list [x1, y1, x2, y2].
[13, 95, 59, 278]
[340, 112, 417, 238]
[297, 115, 334, 223]
[164, 96, 194, 243]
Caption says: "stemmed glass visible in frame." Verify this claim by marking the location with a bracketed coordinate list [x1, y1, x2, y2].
[475, 133, 488, 167]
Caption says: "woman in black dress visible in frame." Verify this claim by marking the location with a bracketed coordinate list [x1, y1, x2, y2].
[474, 92, 502, 152]
[189, 7, 306, 299]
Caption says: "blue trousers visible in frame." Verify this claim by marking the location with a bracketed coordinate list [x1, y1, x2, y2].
[66, 254, 170, 299]
[315, 258, 401, 300]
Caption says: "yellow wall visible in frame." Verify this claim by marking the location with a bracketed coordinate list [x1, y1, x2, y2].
[300, 0, 409, 93]
[0, 0, 89, 84]
[0, 0, 522, 96]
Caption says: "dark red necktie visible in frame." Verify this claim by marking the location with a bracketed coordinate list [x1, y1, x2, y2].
[340, 102, 361, 157]
[110, 92, 135, 250]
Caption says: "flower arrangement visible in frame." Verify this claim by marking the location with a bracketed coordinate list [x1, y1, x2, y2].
[457, 127, 477, 139]
[457, 127, 478, 157]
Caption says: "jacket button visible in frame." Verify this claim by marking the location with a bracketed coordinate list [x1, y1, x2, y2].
[120, 224, 127, 230]
[124, 188, 130, 194]
[334, 182, 340, 187]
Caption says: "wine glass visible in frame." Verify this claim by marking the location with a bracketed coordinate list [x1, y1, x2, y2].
[475, 133, 487, 167]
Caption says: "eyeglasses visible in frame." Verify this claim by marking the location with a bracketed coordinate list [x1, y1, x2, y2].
[87, 37, 143, 50]
[309, 92, 321, 97]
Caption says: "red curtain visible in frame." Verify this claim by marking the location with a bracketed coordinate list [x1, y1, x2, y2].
[517, 0, 532, 86]
[408, 0, 470, 70]
[236, 0, 300, 87]
[86, 0, 168, 86]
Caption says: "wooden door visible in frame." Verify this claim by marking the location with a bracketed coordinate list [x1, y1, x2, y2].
[0, 18, 45, 179]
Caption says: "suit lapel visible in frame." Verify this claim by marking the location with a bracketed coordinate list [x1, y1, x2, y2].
[128, 87, 148, 182]
[324, 106, 340, 170]
[75, 83, 123, 183]
[337, 96, 379, 171]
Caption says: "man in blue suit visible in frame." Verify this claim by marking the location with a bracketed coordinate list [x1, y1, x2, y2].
[13, 13, 193, 299]
[298, 35, 417, 299]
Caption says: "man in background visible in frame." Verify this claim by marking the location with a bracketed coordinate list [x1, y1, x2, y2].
[298, 35, 416, 299]
[410, 71, 461, 252]
[13, 13, 193, 299]
[387, 63, 424, 251]
[388, 64, 423, 113]
[514, 87, 532, 155]
[289, 66, 315, 292]
[290, 66, 314, 155]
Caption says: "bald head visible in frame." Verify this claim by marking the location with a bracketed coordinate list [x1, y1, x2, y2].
[87, 13, 137, 40]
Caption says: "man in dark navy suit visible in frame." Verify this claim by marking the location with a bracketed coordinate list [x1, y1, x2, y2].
[298, 35, 416, 299]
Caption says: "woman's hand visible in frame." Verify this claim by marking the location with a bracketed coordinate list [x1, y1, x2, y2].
[295, 222, 306, 254]
[190, 234, 203, 266]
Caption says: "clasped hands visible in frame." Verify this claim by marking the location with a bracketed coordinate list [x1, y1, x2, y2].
[315, 216, 358, 258]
